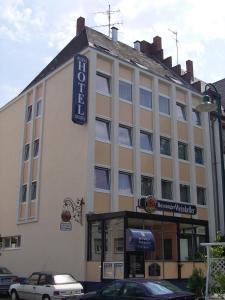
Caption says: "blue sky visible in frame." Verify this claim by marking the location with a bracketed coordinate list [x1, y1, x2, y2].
[1, 0, 225, 107]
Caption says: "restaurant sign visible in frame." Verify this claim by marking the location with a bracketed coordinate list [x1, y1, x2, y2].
[72, 54, 89, 124]
[138, 196, 197, 215]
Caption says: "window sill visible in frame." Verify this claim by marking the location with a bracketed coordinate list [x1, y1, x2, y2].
[119, 98, 132, 104]
[160, 154, 172, 159]
[1, 247, 21, 251]
[140, 149, 153, 155]
[95, 138, 111, 144]
[178, 159, 190, 164]
[159, 112, 171, 118]
[119, 193, 133, 197]
[195, 163, 205, 167]
[119, 144, 133, 150]
[94, 188, 111, 194]
[96, 91, 112, 98]
[177, 119, 187, 123]
[140, 105, 152, 111]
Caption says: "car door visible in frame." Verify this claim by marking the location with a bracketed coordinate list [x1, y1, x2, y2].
[95, 281, 124, 300]
[19, 273, 39, 300]
[120, 282, 149, 300]
[35, 274, 53, 300]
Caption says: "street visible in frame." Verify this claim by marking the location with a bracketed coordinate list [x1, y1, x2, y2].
[0, 294, 9, 300]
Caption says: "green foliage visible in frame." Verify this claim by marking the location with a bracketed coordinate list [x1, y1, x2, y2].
[210, 272, 225, 295]
[187, 268, 205, 298]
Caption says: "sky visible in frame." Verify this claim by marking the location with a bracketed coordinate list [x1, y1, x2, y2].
[1, 0, 225, 108]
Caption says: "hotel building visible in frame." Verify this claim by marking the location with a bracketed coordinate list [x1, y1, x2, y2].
[0, 17, 216, 286]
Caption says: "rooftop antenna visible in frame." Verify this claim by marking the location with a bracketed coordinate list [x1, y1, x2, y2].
[168, 28, 179, 64]
[93, 3, 122, 37]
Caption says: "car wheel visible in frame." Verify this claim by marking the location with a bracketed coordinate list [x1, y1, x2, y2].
[42, 295, 50, 300]
[11, 290, 19, 300]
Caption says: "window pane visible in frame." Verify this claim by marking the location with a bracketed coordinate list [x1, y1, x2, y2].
[33, 139, 39, 157]
[140, 131, 152, 151]
[95, 119, 110, 141]
[26, 105, 32, 122]
[89, 221, 102, 261]
[197, 187, 206, 205]
[21, 185, 27, 202]
[119, 125, 132, 146]
[192, 110, 201, 126]
[160, 137, 171, 156]
[119, 172, 133, 194]
[176, 103, 186, 121]
[140, 88, 152, 108]
[159, 95, 170, 115]
[24, 144, 30, 161]
[180, 184, 190, 203]
[161, 180, 172, 199]
[195, 147, 203, 164]
[178, 142, 188, 160]
[141, 176, 153, 196]
[95, 167, 110, 190]
[96, 73, 110, 94]
[35, 100, 42, 117]
[119, 81, 132, 101]
[31, 182, 37, 200]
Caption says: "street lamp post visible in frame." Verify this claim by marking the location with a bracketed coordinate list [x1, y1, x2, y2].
[196, 83, 225, 234]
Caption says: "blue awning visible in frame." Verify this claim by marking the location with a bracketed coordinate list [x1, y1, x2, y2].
[126, 228, 155, 251]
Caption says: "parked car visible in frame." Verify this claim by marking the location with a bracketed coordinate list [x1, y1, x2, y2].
[0, 266, 17, 294]
[78, 279, 195, 300]
[9, 271, 84, 300]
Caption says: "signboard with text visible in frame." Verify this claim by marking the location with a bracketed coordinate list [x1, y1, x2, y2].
[72, 54, 89, 124]
[138, 196, 197, 215]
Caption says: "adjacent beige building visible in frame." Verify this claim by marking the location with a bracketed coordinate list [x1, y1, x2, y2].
[0, 17, 216, 287]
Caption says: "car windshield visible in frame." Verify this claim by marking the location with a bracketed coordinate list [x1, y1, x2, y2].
[144, 281, 182, 295]
[0, 267, 11, 274]
[54, 274, 77, 285]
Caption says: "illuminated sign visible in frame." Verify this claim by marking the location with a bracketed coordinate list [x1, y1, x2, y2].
[72, 54, 89, 124]
[138, 196, 197, 215]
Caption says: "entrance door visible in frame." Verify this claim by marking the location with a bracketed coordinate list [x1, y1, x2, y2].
[127, 252, 145, 278]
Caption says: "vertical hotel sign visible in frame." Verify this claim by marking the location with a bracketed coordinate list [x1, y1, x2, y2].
[72, 54, 89, 124]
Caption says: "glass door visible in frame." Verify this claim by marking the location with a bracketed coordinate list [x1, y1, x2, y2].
[127, 252, 145, 278]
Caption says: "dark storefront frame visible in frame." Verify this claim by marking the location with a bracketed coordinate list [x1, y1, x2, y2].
[87, 211, 209, 281]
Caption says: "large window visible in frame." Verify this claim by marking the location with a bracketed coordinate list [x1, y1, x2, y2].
[31, 181, 37, 200]
[119, 125, 132, 147]
[192, 109, 201, 126]
[161, 180, 173, 200]
[178, 142, 188, 160]
[95, 167, 110, 190]
[141, 176, 153, 196]
[180, 184, 190, 203]
[140, 88, 152, 109]
[35, 100, 42, 117]
[197, 187, 206, 205]
[96, 73, 111, 94]
[24, 144, 30, 161]
[195, 147, 204, 164]
[159, 95, 170, 115]
[160, 136, 171, 156]
[119, 171, 133, 195]
[176, 103, 186, 121]
[140, 131, 153, 152]
[33, 139, 39, 158]
[26, 105, 32, 122]
[95, 118, 110, 142]
[21, 184, 27, 202]
[0, 236, 21, 249]
[119, 80, 132, 102]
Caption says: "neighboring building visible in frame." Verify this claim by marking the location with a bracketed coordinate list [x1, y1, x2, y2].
[0, 17, 215, 286]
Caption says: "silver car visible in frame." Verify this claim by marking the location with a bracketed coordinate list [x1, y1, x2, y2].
[9, 272, 84, 300]
[0, 266, 17, 294]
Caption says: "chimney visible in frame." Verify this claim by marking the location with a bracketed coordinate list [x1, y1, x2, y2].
[134, 40, 141, 51]
[186, 60, 194, 80]
[153, 36, 162, 52]
[76, 17, 85, 36]
[111, 27, 118, 42]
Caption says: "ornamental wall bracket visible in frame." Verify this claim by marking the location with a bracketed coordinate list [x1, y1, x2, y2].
[61, 197, 85, 225]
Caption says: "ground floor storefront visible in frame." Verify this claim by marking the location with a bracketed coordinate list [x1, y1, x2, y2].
[86, 211, 208, 286]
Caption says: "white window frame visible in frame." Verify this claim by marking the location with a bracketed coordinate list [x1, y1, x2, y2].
[119, 124, 132, 148]
[96, 72, 111, 95]
[33, 139, 39, 158]
[119, 80, 132, 102]
[140, 87, 152, 109]
[31, 181, 37, 200]
[141, 175, 154, 196]
[160, 136, 171, 156]
[95, 118, 111, 142]
[119, 171, 133, 195]
[140, 131, 153, 152]
[159, 94, 170, 115]
[95, 166, 110, 191]
[176, 102, 187, 121]
[178, 141, 188, 161]
[0, 236, 21, 250]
